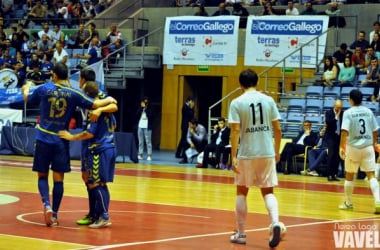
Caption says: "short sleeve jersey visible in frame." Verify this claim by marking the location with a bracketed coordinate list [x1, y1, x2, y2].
[87, 113, 117, 153]
[228, 90, 281, 159]
[28, 82, 94, 144]
[341, 105, 379, 148]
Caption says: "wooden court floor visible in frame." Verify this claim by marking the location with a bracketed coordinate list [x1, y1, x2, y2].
[1, 154, 380, 250]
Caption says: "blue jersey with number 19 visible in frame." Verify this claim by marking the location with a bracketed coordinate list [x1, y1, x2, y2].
[28, 82, 94, 144]
[228, 90, 281, 159]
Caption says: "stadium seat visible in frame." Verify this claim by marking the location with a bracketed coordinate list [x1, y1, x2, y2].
[305, 99, 323, 115]
[323, 87, 341, 100]
[305, 86, 324, 99]
[340, 87, 357, 101]
[287, 98, 305, 114]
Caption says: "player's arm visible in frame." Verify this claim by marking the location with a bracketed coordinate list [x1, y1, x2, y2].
[21, 81, 32, 102]
[89, 103, 118, 122]
[230, 122, 240, 174]
[339, 129, 349, 160]
[272, 119, 282, 163]
[92, 96, 117, 109]
[58, 130, 94, 141]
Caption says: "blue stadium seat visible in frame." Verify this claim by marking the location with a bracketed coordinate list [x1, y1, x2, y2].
[323, 87, 340, 100]
[305, 86, 323, 99]
[305, 99, 323, 115]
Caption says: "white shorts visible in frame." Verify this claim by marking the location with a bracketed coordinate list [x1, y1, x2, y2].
[234, 158, 278, 188]
[345, 145, 376, 173]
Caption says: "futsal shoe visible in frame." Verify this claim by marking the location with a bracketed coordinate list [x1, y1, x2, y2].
[230, 232, 246, 244]
[76, 214, 93, 225]
[269, 222, 281, 248]
[89, 217, 112, 229]
[44, 205, 53, 226]
[339, 201, 353, 210]
[375, 202, 380, 214]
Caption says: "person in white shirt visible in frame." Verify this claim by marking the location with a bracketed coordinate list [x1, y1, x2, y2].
[286, 0, 299, 15]
[369, 21, 380, 44]
[228, 69, 284, 248]
[136, 97, 154, 161]
[53, 40, 70, 69]
[338, 89, 380, 214]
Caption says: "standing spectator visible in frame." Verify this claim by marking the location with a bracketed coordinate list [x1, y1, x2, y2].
[349, 31, 370, 52]
[300, 1, 317, 15]
[333, 43, 353, 64]
[58, 81, 117, 228]
[102, 23, 123, 59]
[338, 89, 380, 214]
[231, 2, 249, 28]
[228, 69, 284, 248]
[197, 117, 230, 169]
[136, 96, 154, 161]
[175, 96, 195, 158]
[24, 0, 47, 28]
[212, 2, 230, 16]
[286, 0, 299, 15]
[325, 99, 343, 181]
[179, 119, 208, 164]
[21, 62, 117, 227]
[369, 21, 380, 44]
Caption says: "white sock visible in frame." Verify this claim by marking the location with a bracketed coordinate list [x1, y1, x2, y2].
[235, 195, 247, 235]
[344, 180, 354, 204]
[369, 178, 380, 203]
[264, 193, 279, 224]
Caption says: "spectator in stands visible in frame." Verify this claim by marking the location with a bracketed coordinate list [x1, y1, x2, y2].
[300, 1, 317, 15]
[21, 33, 32, 58]
[361, 56, 380, 102]
[179, 119, 208, 164]
[0, 25, 6, 47]
[82, 22, 99, 49]
[81, 1, 96, 22]
[10, 31, 21, 55]
[231, 2, 249, 28]
[28, 32, 40, 56]
[279, 120, 318, 174]
[369, 21, 380, 44]
[51, 24, 65, 46]
[49, 0, 71, 28]
[364, 46, 376, 72]
[325, 3, 345, 28]
[24, 0, 47, 29]
[337, 56, 355, 87]
[300, 125, 328, 177]
[175, 0, 191, 7]
[74, 37, 101, 68]
[349, 31, 369, 52]
[194, 5, 208, 16]
[322, 56, 339, 87]
[261, 1, 279, 15]
[102, 23, 123, 59]
[286, 0, 299, 16]
[333, 43, 353, 64]
[72, 24, 90, 49]
[37, 34, 54, 59]
[27, 53, 41, 73]
[351, 46, 366, 75]
[16, 24, 28, 50]
[71, 1, 83, 26]
[370, 32, 380, 59]
[197, 117, 230, 169]
[212, 2, 230, 16]
[52, 40, 70, 70]
[2, 0, 14, 28]
[26, 62, 44, 86]
[38, 23, 54, 40]
[40, 53, 54, 81]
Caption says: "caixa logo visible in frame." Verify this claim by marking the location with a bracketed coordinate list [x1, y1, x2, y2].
[205, 53, 224, 59]
[290, 55, 311, 61]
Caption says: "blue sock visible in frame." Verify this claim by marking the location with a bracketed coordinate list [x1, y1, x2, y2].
[89, 187, 97, 218]
[94, 185, 110, 220]
[101, 185, 110, 219]
[52, 181, 64, 217]
[38, 177, 50, 207]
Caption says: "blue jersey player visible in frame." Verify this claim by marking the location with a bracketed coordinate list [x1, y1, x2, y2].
[59, 81, 117, 228]
[21, 62, 117, 227]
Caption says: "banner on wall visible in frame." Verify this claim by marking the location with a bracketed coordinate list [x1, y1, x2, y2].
[163, 16, 240, 66]
[244, 15, 329, 68]
[0, 60, 105, 106]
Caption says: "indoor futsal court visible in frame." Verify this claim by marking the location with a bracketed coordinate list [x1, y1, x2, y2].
[1, 153, 380, 250]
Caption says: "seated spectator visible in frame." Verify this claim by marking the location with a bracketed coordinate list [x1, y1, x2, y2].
[73, 37, 101, 68]
[349, 30, 370, 52]
[197, 117, 230, 169]
[279, 120, 318, 174]
[21, 33, 32, 58]
[28, 32, 40, 57]
[370, 32, 380, 59]
[48, 0, 71, 28]
[212, 3, 230, 16]
[37, 34, 54, 59]
[364, 46, 376, 72]
[336, 56, 355, 87]
[300, 1, 317, 15]
[51, 24, 65, 46]
[72, 24, 90, 49]
[26, 62, 44, 86]
[27, 53, 41, 73]
[179, 119, 208, 164]
[194, 5, 208, 16]
[24, 0, 47, 28]
[301, 126, 328, 177]
[81, 1, 96, 22]
[40, 53, 54, 81]
[2, 0, 14, 28]
[262, 1, 279, 15]
[369, 21, 380, 44]
[38, 23, 54, 40]
[286, 0, 299, 16]
[70, 1, 83, 26]
[52, 40, 70, 69]
[333, 43, 353, 64]
[351, 46, 366, 75]
[321, 56, 339, 87]
[361, 56, 380, 101]
[81, 22, 99, 49]
[231, 2, 249, 28]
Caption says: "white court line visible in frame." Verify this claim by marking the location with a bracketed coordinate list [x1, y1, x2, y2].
[86, 216, 380, 250]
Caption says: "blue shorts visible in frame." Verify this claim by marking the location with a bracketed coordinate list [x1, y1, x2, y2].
[87, 147, 116, 184]
[33, 139, 71, 173]
[81, 145, 89, 172]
